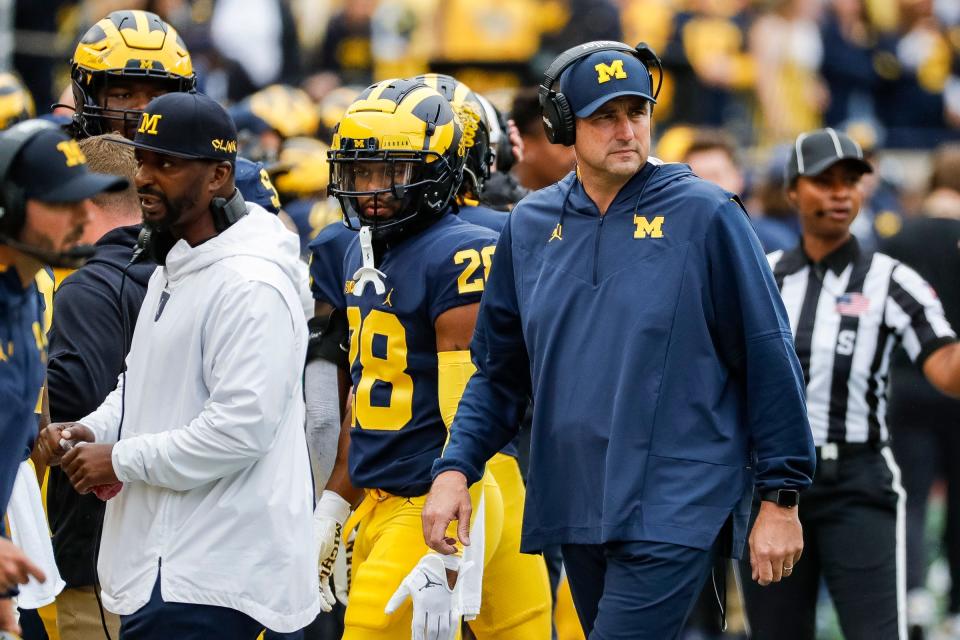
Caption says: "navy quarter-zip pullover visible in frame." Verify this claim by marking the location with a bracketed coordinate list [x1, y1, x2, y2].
[434, 161, 816, 556]
[0, 264, 45, 517]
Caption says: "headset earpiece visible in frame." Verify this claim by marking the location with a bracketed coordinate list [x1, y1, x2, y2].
[0, 120, 58, 239]
[540, 88, 577, 147]
[0, 183, 26, 238]
[538, 41, 663, 147]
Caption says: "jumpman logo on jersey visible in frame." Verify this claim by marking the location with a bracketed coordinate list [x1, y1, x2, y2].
[383, 288, 395, 308]
[549, 223, 563, 242]
[419, 572, 444, 591]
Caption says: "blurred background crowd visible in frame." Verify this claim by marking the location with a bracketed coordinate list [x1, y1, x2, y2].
[2, 0, 960, 638]
[4, 0, 960, 251]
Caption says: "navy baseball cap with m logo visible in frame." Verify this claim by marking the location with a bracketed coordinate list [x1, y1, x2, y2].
[117, 92, 238, 163]
[559, 50, 656, 118]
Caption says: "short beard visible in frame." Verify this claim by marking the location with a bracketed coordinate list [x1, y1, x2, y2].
[140, 189, 197, 236]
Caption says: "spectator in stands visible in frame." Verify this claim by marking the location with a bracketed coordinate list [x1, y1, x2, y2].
[681, 128, 746, 196]
[307, 0, 375, 86]
[209, 0, 301, 101]
[748, 145, 803, 252]
[873, 0, 960, 147]
[661, 0, 755, 132]
[843, 121, 904, 252]
[819, 0, 881, 126]
[750, 0, 827, 143]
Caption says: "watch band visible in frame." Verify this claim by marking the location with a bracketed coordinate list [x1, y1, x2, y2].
[760, 488, 799, 507]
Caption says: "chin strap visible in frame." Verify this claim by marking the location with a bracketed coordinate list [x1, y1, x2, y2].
[352, 226, 386, 296]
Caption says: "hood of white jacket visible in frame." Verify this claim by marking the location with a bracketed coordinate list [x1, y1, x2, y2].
[163, 203, 303, 290]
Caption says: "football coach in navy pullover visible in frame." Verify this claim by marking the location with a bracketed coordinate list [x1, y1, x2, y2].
[423, 41, 817, 639]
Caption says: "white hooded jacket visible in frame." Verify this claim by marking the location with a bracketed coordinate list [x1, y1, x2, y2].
[81, 205, 320, 632]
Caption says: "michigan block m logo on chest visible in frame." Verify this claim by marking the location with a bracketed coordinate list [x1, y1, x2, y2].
[595, 59, 628, 84]
[633, 215, 664, 239]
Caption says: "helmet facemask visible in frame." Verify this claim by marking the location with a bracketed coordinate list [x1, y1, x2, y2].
[327, 78, 466, 245]
[329, 140, 459, 244]
[71, 71, 194, 138]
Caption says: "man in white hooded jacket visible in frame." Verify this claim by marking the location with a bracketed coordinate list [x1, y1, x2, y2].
[37, 92, 320, 638]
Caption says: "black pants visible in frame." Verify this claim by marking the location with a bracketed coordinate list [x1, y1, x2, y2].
[739, 445, 904, 640]
[889, 408, 960, 612]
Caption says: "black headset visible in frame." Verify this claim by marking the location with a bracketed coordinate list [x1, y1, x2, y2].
[0, 119, 59, 237]
[0, 120, 96, 267]
[539, 41, 664, 147]
[211, 186, 248, 232]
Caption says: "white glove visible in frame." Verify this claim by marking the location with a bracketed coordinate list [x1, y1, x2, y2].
[385, 553, 471, 640]
[314, 490, 351, 613]
[333, 529, 354, 606]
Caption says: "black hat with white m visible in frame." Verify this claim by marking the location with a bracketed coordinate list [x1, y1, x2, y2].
[786, 127, 873, 185]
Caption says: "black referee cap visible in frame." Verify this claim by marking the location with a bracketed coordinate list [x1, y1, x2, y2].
[786, 128, 873, 185]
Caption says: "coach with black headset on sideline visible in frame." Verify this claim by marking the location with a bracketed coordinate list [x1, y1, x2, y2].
[740, 128, 960, 639]
[36, 92, 320, 639]
[0, 119, 127, 634]
[423, 40, 816, 639]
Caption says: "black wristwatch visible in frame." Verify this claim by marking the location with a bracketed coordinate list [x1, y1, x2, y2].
[760, 488, 799, 508]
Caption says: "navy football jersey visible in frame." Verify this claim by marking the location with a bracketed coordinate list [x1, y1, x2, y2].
[289, 197, 344, 257]
[308, 220, 358, 310]
[314, 214, 498, 496]
[455, 206, 522, 458]
[458, 203, 508, 233]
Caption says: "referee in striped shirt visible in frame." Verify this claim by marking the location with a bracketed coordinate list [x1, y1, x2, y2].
[739, 128, 960, 640]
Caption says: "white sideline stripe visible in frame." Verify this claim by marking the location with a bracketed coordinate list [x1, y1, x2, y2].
[881, 446, 908, 640]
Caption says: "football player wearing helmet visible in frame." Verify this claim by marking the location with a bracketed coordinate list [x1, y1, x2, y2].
[414, 74, 508, 233]
[0, 72, 35, 132]
[231, 84, 320, 163]
[69, 10, 195, 140]
[308, 78, 550, 639]
[317, 85, 363, 142]
[414, 71, 553, 631]
[268, 136, 335, 255]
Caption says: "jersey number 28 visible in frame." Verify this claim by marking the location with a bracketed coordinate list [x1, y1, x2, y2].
[346, 308, 414, 431]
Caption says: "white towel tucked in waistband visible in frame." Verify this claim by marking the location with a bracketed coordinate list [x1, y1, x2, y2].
[7, 461, 65, 609]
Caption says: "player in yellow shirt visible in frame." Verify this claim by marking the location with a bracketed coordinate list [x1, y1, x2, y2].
[308, 78, 551, 639]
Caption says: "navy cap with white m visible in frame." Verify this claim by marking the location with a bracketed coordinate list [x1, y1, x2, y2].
[559, 50, 656, 118]
[116, 92, 238, 163]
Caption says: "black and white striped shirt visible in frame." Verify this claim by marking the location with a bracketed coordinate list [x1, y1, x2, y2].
[769, 237, 956, 445]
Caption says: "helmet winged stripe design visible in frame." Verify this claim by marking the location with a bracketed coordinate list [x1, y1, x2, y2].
[415, 73, 492, 197]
